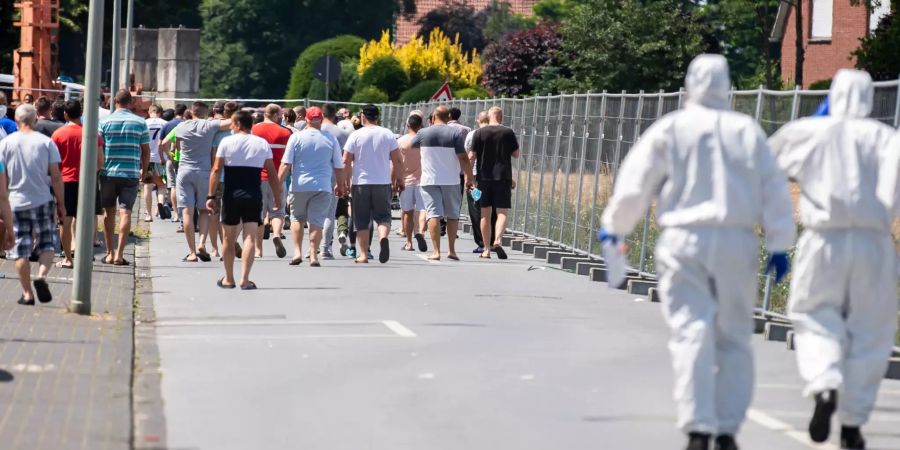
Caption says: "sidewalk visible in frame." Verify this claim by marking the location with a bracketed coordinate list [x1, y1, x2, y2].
[0, 218, 140, 449]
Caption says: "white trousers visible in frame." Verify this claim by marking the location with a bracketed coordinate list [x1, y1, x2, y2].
[789, 229, 897, 427]
[655, 227, 759, 435]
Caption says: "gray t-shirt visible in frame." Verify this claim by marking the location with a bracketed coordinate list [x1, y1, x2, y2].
[411, 124, 465, 186]
[34, 119, 64, 138]
[175, 119, 222, 171]
[321, 122, 350, 149]
[0, 131, 61, 211]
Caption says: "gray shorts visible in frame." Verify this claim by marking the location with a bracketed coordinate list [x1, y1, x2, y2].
[261, 181, 286, 219]
[351, 184, 392, 230]
[176, 168, 210, 209]
[99, 176, 139, 211]
[421, 184, 462, 220]
[289, 191, 332, 228]
[166, 160, 178, 189]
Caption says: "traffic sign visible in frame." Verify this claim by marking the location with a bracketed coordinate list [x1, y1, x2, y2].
[431, 81, 453, 101]
[313, 55, 341, 83]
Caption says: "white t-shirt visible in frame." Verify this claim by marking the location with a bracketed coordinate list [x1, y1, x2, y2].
[344, 125, 398, 185]
[0, 131, 62, 211]
[215, 133, 272, 168]
[145, 117, 167, 163]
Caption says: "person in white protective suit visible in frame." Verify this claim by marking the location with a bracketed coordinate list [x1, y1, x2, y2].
[768, 69, 899, 450]
[599, 54, 796, 450]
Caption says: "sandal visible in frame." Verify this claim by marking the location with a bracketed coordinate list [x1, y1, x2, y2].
[182, 254, 199, 262]
[196, 250, 211, 262]
[113, 259, 130, 266]
[17, 296, 35, 306]
[216, 277, 236, 289]
[492, 246, 508, 260]
[479, 254, 491, 259]
[289, 258, 303, 266]
[379, 237, 390, 264]
[447, 254, 460, 261]
[310, 261, 321, 267]
[102, 255, 114, 264]
[33, 278, 53, 303]
[240, 281, 257, 290]
[55, 260, 74, 269]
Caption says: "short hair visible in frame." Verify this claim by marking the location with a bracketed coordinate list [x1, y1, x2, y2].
[191, 101, 208, 119]
[233, 110, 253, 131]
[15, 103, 37, 126]
[174, 103, 187, 116]
[322, 103, 337, 120]
[115, 89, 132, 107]
[407, 113, 423, 131]
[64, 100, 83, 120]
[362, 104, 379, 121]
[433, 105, 451, 123]
[51, 99, 66, 121]
[223, 101, 239, 118]
[184, 111, 194, 120]
[488, 106, 503, 122]
[212, 101, 225, 116]
[449, 107, 462, 121]
[293, 106, 306, 119]
[161, 108, 176, 121]
[476, 111, 489, 124]
[283, 108, 297, 124]
[35, 96, 53, 115]
[0, 91, 7, 105]
[148, 104, 162, 115]
[252, 111, 264, 124]
[264, 103, 281, 119]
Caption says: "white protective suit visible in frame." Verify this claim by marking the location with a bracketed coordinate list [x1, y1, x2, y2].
[768, 69, 899, 427]
[601, 54, 796, 435]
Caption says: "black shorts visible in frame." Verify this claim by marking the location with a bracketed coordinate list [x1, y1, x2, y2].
[477, 179, 512, 209]
[99, 176, 139, 210]
[221, 197, 263, 226]
[63, 182, 79, 217]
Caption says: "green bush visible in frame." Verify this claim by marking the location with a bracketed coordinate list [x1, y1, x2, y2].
[397, 80, 445, 104]
[307, 60, 360, 102]
[285, 35, 365, 101]
[809, 78, 832, 90]
[455, 86, 490, 99]
[351, 86, 390, 104]
[359, 56, 409, 101]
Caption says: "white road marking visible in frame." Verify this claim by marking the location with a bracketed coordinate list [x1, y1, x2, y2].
[417, 373, 435, 380]
[764, 409, 900, 423]
[156, 319, 387, 327]
[746, 409, 840, 450]
[758, 383, 900, 397]
[382, 320, 417, 337]
[158, 334, 405, 340]
[520, 374, 535, 381]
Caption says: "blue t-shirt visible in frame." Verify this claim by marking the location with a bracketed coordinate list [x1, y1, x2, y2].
[282, 128, 344, 192]
[98, 109, 151, 179]
[0, 117, 17, 135]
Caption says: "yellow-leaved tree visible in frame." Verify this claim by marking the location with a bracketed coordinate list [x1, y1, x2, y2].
[359, 29, 483, 88]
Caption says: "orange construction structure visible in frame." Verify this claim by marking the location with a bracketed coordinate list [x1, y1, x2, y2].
[13, 0, 61, 102]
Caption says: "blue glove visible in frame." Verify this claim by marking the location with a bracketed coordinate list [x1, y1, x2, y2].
[766, 252, 790, 283]
[813, 97, 829, 116]
[597, 228, 618, 244]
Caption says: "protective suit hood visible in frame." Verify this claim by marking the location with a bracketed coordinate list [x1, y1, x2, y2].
[828, 69, 873, 118]
[685, 54, 731, 110]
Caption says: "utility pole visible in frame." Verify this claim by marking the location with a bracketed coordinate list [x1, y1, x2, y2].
[110, 0, 122, 91]
[72, 0, 106, 315]
[122, 0, 135, 90]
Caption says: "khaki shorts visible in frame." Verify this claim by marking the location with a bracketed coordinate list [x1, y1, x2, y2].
[289, 191, 332, 228]
[261, 181, 286, 219]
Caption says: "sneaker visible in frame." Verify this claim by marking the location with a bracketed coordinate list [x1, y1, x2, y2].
[714, 435, 738, 450]
[322, 248, 334, 259]
[340, 243, 349, 257]
[346, 247, 357, 258]
[809, 390, 838, 443]
[176, 225, 184, 233]
[367, 250, 374, 260]
[338, 232, 347, 245]
[840, 426, 865, 449]
[472, 246, 484, 253]
[686, 433, 711, 450]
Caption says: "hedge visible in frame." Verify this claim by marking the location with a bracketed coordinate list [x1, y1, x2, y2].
[285, 35, 365, 101]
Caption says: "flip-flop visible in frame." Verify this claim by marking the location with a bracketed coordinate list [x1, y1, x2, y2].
[113, 259, 130, 266]
[447, 254, 460, 261]
[379, 237, 390, 264]
[196, 250, 211, 262]
[240, 281, 257, 290]
[273, 237, 287, 259]
[354, 258, 369, 264]
[289, 258, 303, 266]
[427, 255, 441, 261]
[493, 246, 508, 260]
[217, 278, 235, 289]
[102, 256, 114, 264]
[182, 255, 199, 262]
[310, 261, 321, 267]
[17, 296, 35, 306]
[55, 261, 74, 269]
[479, 254, 491, 259]
[33, 278, 53, 303]
[414, 233, 428, 252]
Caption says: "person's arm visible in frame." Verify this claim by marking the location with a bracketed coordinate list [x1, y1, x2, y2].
[264, 159, 282, 210]
[454, 132, 474, 189]
[206, 156, 224, 214]
[277, 162, 292, 186]
[330, 136, 347, 196]
[217, 119, 233, 131]
[0, 171, 14, 249]
[50, 163, 66, 219]
[140, 143, 151, 181]
[389, 148, 404, 192]
[754, 124, 796, 253]
[342, 151, 355, 190]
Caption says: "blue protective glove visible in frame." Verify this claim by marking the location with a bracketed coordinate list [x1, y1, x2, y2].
[766, 252, 790, 283]
[597, 228, 618, 244]
[813, 97, 829, 116]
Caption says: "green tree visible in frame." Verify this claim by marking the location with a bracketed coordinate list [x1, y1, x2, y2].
[854, 5, 900, 80]
[285, 35, 366, 100]
[307, 61, 359, 102]
[417, 0, 485, 53]
[556, 0, 706, 93]
[351, 86, 389, 104]
[359, 56, 409, 100]
[481, 1, 532, 42]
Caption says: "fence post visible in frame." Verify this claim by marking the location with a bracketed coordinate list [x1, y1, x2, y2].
[545, 94, 564, 239]
[754, 85, 764, 121]
[790, 85, 801, 121]
[571, 92, 590, 252]
[534, 96, 552, 238]
[611, 91, 627, 183]
[894, 76, 900, 127]
[586, 91, 608, 255]
[636, 91, 663, 273]
[557, 93, 579, 246]
[522, 96, 540, 235]
[511, 98, 528, 232]
[677, 87, 685, 109]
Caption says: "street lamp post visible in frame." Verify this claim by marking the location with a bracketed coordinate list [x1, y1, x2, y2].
[122, 0, 135, 90]
[71, 0, 106, 315]
[110, 0, 122, 91]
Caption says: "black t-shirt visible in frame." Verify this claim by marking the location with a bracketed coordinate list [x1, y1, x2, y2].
[34, 119, 64, 138]
[472, 125, 518, 181]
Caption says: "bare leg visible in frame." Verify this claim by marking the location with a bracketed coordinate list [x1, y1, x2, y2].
[115, 208, 131, 262]
[493, 209, 509, 247]
[103, 207, 116, 262]
[446, 219, 459, 258]
[169, 187, 178, 216]
[60, 216, 75, 266]
[271, 217, 284, 239]
[182, 207, 197, 260]
[197, 210, 210, 253]
[15, 258, 34, 300]
[207, 211, 220, 257]
[240, 222, 259, 286]
[291, 220, 305, 261]
[255, 215, 267, 257]
[402, 210, 414, 248]
[357, 228, 371, 263]
[221, 225, 238, 286]
[37, 250, 53, 279]
[480, 207, 493, 257]
[428, 217, 441, 260]
[309, 227, 322, 264]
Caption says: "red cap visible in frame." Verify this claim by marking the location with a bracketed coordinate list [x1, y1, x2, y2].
[306, 106, 324, 121]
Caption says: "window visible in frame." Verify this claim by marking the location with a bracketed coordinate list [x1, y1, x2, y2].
[810, 0, 833, 40]
[870, 0, 891, 33]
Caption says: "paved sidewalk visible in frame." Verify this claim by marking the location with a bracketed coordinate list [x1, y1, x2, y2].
[0, 223, 140, 449]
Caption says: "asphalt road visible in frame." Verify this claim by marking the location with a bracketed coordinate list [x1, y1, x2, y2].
[147, 218, 900, 450]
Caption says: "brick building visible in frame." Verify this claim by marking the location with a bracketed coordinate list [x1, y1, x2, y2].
[394, 0, 540, 45]
[771, 0, 891, 87]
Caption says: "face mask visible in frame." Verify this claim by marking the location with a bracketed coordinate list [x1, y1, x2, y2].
[0, 105, 6, 119]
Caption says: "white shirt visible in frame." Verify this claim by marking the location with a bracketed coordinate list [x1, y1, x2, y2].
[145, 117, 167, 163]
[216, 133, 272, 168]
[344, 125, 398, 185]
